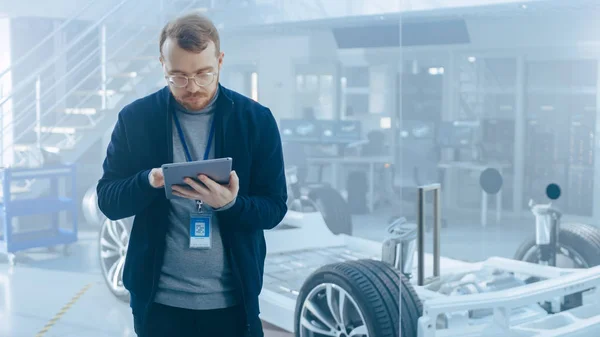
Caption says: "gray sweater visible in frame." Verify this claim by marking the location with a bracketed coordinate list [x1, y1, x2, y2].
[154, 89, 239, 310]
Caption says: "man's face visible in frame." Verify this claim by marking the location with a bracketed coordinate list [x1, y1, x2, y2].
[160, 37, 224, 111]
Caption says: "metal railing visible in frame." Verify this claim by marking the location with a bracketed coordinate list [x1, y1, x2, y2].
[0, 0, 133, 110]
[1, 0, 205, 157]
[0, 0, 99, 83]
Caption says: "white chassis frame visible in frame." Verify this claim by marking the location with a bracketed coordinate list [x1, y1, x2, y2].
[259, 209, 600, 337]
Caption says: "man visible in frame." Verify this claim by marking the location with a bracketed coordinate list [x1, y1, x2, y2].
[97, 12, 287, 337]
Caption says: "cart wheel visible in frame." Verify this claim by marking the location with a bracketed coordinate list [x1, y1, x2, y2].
[8, 254, 16, 266]
[63, 245, 72, 256]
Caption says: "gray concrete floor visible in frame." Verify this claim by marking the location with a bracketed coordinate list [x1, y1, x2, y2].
[0, 205, 537, 337]
[0, 230, 294, 337]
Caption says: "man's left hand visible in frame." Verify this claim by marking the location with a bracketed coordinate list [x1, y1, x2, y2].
[172, 171, 239, 209]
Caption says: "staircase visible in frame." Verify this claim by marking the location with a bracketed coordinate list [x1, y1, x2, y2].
[0, 0, 228, 209]
[5, 0, 208, 166]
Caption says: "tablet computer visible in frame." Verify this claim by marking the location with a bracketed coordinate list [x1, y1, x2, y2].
[161, 157, 232, 199]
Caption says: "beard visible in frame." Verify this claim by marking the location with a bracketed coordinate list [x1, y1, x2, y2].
[176, 92, 211, 111]
[172, 75, 220, 112]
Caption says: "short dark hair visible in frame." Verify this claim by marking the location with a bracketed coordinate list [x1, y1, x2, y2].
[159, 12, 220, 56]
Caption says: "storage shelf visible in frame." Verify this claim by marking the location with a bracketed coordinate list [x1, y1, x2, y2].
[2, 197, 76, 217]
[0, 164, 78, 258]
[0, 229, 76, 254]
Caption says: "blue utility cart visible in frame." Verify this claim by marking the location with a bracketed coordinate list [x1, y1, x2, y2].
[0, 164, 78, 265]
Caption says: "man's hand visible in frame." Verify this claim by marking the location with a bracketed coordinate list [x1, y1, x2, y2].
[149, 168, 165, 188]
[172, 171, 239, 209]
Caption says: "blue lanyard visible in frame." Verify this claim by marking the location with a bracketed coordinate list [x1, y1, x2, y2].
[172, 112, 215, 162]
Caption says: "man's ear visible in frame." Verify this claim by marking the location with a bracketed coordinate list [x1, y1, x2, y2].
[218, 52, 225, 70]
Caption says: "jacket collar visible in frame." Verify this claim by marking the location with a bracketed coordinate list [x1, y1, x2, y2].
[214, 83, 234, 159]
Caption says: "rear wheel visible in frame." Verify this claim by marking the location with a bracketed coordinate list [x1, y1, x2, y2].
[295, 259, 421, 337]
[307, 186, 353, 235]
[514, 222, 600, 268]
[99, 217, 132, 302]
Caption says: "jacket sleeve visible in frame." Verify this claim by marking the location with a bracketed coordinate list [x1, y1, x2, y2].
[218, 108, 288, 230]
[97, 110, 163, 221]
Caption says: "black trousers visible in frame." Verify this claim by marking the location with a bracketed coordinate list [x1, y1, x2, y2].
[134, 302, 263, 337]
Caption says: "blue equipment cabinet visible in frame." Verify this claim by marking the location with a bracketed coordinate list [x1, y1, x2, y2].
[0, 164, 78, 265]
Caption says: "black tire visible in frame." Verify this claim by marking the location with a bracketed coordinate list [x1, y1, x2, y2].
[514, 222, 600, 268]
[308, 186, 353, 235]
[294, 259, 422, 337]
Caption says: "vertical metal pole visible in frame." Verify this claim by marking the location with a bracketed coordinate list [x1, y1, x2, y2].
[444, 52, 457, 211]
[417, 188, 425, 286]
[392, 60, 401, 207]
[433, 188, 441, 277]
[550, 213, 560, 267]
[35, 75, 41, 149]
[100, 24, 107, 110]
[417, 184, 442, 286]
[514, 56, 526, 213]
[54, 20, 66, 120]
[397, 10, 404, 337]
[593, 58, 600, 223]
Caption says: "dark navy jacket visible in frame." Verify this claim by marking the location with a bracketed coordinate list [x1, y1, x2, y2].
[97, 84, 288, 334]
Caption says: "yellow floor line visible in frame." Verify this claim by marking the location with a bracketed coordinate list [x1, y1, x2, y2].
[35, 283, 93, 337]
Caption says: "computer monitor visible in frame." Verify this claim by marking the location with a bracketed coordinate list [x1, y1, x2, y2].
[279, 119, 321, 143]
[318, 120, 337, 143]
[398, 120, 435, 140]
[334, 120, 362, 142]
[279, 118, 363, 146]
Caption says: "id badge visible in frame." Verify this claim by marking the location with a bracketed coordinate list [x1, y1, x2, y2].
[189, 212, 212, 249]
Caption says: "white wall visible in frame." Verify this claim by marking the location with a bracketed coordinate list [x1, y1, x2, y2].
[222, 34, 312, 120]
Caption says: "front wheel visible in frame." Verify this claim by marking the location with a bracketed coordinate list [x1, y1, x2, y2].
[294, 259, 422, 337]
[99, 217, 133, 302]
[514, 222, 600, 268]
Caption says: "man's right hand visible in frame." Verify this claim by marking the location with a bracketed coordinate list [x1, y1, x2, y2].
[149, 168, 165, 188]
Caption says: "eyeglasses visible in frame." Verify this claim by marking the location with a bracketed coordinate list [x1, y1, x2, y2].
[165, 72, 217, 88]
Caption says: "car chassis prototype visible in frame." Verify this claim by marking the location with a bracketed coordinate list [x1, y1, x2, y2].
[257, 184, 600, 337]
[96, 180, 600, 337]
